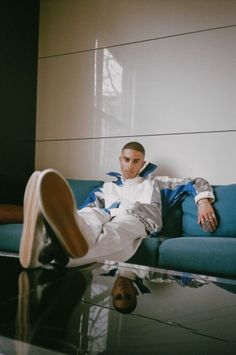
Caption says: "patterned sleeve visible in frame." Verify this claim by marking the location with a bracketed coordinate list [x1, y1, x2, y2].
[79, 184, 105, 209]
[155, 176, 215, 210]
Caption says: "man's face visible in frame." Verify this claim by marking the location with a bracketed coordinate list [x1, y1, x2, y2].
[111, 276, 138, 311]
[119, 148, 146, 179]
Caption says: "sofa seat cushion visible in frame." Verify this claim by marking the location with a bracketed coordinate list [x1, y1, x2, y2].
[182, 184, 236, 238]
[0, 224, 22, 253]
[158, 237, 236, 277]
[127, 237, 162, 267]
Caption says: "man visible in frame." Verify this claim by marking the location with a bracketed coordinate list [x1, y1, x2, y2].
[111, 274, 140, 314]
[101, 261, 151, 314]
[20, 142, 217, 269]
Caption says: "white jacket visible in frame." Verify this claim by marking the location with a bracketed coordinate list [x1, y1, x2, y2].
[80, 163, 214, 234]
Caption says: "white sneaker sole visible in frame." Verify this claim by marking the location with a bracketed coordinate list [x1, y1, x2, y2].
[39, 169, 89, 259]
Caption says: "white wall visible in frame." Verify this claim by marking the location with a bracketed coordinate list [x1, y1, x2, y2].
[36, 0, 236, 184]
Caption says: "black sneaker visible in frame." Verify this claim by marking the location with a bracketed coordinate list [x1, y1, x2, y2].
[38, 219, 69, 267]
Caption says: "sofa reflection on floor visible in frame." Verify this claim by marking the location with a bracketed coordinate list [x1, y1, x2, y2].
[0, 178, 236, 278]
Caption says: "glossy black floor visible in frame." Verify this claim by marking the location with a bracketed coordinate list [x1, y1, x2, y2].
[0, 256, 236, 354]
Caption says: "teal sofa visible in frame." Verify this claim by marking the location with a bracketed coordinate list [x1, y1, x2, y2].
[0, 179, 236, 278]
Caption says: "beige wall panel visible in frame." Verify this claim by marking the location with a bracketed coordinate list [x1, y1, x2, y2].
[37, 53, 95, 140]
[37, 0, 236, 186]
[37, 26, 236, 140]
[39, 0, 236, 57]
[35, 132, 236, 185]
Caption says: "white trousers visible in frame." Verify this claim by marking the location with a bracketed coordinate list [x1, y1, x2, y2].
[67, 207, 147, 267]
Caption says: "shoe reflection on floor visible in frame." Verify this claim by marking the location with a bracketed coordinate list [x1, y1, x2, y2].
[15, 267, 88, 354]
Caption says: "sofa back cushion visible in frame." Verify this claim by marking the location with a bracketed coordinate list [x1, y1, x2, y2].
[161, 205, 183, 236]
[182, 184, 236, 238]
[67, 179, 104, 208]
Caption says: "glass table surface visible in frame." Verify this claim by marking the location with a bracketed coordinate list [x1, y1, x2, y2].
[0, 256, 235, 354]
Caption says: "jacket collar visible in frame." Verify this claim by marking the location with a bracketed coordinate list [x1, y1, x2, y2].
[106, 162, 158, 184]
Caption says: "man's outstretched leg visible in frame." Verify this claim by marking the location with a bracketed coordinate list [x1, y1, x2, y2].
[20, 169, 146, 269]
[39, 175, 125, 267]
